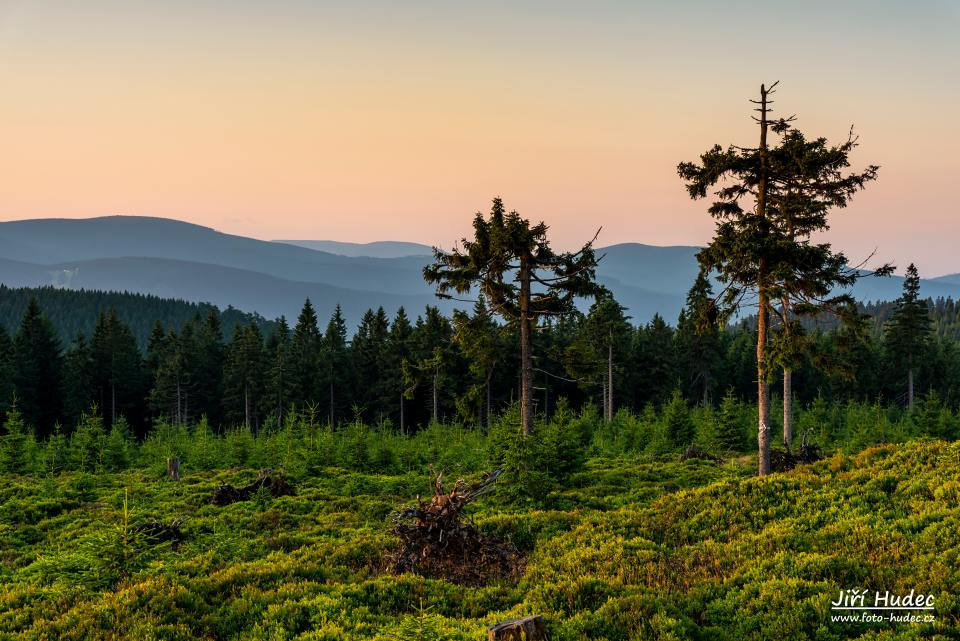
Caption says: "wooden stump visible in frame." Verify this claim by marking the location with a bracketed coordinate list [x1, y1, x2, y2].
[166, 457, 180, 481]
[487, 616, 549, 641]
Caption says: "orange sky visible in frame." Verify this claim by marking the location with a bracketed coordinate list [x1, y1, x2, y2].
[0, 1, 957, 274]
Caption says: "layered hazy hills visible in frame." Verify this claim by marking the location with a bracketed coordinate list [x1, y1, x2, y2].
[0, 215, 956, 327]
[273, 239, 434, 258]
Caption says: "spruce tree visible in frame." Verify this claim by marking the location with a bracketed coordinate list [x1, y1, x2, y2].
[764, 125, 884, 450]
[290, 300, 322, 408]
[0, 326, 15, 421]
[62, 332, 95, 428]
[631, 314, 677, 408]
[662, 389, 694, 448]
[0, 405, 29, 473]
[195, 309, 225, 425]
[678, 82, 887, 473]
[321, 305, 351, 426]
[265, 315, 296, 423]
[351, 307, 391, 422]
[148, 328, 189, 425]
[583, 292, 631, 422]
[223, 323, 267, 430]
[90, 309, 143, 427]
[386, 308, 414, 431]
[405, 306, 455, 425]
[715, 389, 745, 452]
[452, 296, 505, 428]
[675, 271, 722, 406]
[424, 197, 600, 435]
[12, 298, 63, 436]
[885, 264, 933, 410]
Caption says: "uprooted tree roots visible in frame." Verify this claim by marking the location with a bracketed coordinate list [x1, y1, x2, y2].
[210, 469, 296, 506]
[386, 468, 523, 586]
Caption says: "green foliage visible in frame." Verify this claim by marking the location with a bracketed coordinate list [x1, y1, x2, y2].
[0, 405, 30, 473]
[3, 435, 958, 640]
[488, 401, 598, 506]
[70, 411, 107, 472]
[662, 389, 694, 448]
[715, 389, 746, 452]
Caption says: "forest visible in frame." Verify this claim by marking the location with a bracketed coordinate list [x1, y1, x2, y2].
[1, 267, 959, 449]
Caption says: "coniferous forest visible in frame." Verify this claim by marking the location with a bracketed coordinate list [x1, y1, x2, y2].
[3, 271, 960, 447]
[3, 83, 960, 640]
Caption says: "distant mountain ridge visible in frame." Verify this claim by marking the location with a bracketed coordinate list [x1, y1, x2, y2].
[274, 239, 433, 258]
[0, 215, 956, 326]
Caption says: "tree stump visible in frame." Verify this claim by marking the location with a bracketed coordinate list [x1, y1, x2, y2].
[487, 616, 549, 641]
[166, 457, 180, 481]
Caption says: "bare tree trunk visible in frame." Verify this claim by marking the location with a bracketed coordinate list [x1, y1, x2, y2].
[601, 379, 607, 421]
[781, 293, 793, 452]
[166, 457, 180, 481]
[783, 368, 793, 450]
[277, 359, 284, 422]
[244, 385, 251, 431]
[543, 373, 548, 418]
[329, 381, 334, 427]
[757, 292, 771, 476]
[111, 381, 117, 425]
[432, 368, 438, 424]
[607, 340, 614, 422]
[485, 370, 492, 429]
[176, 377, 182, 426]
[756, 83, 772, 477]
[908, 366, 914, 411]
[399, 392, 405, 433]
[519, 257, 534, 436]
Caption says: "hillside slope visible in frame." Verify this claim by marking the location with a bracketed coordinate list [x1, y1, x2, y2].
[0, 437, 956, 640]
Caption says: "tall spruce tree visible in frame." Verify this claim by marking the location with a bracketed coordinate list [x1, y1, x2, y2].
[885, 264, 933, 410]
[223, 323, 267, 430]
[675, 271, 722, 405]
[424, 197, 600, 435]
[679, 83, 786, 475]
[764, 125, 884, 449]
[90, 309, 143, 427]
[583, 292, 631, 421]
[452, 296, 505, 428]
[405, 306, 455, 425]
[290, 300, 322, 409]
[62, 332, 95, 428]
[322, 305, 351, 426]
[715, 389, 745, 452]
[265, 316, 296, 423]
[0, 326, 14, 421]
[630, 314, 677, 409]
[678, 82, 887, 473]
[351, 307, 391, 422]
[387, 307, 414, 431]
[12, 298, 62, 435]
[148, 328, 189, 425]
[195, 309, 225, 425]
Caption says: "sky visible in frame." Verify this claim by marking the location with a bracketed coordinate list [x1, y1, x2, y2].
[0, 1, 957, 274]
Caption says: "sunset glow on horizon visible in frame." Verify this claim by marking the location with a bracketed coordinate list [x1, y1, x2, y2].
[0, 1, 957, 274]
